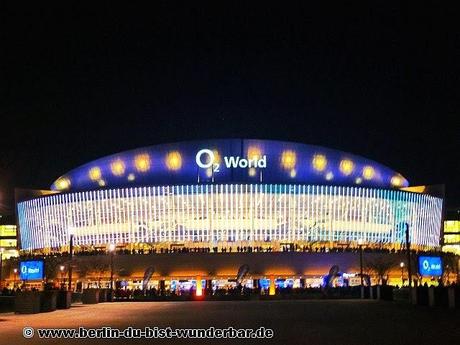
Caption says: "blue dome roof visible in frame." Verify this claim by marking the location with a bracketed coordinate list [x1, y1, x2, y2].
[51, 139, 409, 191]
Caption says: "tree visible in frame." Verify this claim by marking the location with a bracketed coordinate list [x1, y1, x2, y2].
[43, 255, 67, 283]
[117, 266, 133, 278]
[78, 256, 109, 288]
[442, 253, 459, 285]
[2, 257, 19, 283]
[365, 256, 398, 285]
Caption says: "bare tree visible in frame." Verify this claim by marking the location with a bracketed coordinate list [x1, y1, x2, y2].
[43, 256, 66, 284]
[365, 256, 398, 285]
[2, 257, 19, 284]
[117, 266, 133, 278]
[78, 256, 109, 288]
[442, 254, 459, 285]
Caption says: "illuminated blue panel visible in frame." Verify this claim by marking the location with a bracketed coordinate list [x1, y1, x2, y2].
[275, 279, 294, 288]
[19, 260, 44, 280]
[51, 139, 409, 192]
[418, 256, 443, 276]
[259, 279, 270, 289]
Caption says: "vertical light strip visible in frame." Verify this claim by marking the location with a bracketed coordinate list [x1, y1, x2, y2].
[268, 184, 272, 241]
[153, 186, 158, 243]
[190, 184, 194, 243]
[104, 189, 109, 245]
[287, 184, 291, 242]
[205, 184, 209, 242]
[422, 194, 428, 247]
[33, 198, 39, 250]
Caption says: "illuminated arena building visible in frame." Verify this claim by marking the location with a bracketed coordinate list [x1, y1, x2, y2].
[15, 139, 445, 289]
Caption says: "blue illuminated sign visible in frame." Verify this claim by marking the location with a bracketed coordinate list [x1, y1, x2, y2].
[275, 279, 294, 289]
[259, 278, 270, 289]
[19, 260, 44, 281]
[418, 256, 443, 276]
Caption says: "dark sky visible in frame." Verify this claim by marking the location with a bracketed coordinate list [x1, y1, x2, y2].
[0, 3, 458, 214]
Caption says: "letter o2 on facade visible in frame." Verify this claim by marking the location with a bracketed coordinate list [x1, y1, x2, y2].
[195, 149, 214, 169]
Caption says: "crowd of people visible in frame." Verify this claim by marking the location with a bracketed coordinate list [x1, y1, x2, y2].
[17, 245, 443, 260]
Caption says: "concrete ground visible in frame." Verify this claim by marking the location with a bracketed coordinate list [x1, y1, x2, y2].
[0, 300, 458, 345]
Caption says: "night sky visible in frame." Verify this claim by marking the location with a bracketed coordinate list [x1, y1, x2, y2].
[1, 3, 458, 215]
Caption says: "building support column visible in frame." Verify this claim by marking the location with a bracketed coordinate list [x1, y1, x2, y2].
[195, 276, 202, 296]
[269, 275, 275, 296]
[411, 287, 417, 305]
[448, 287, 455, 309]
[428, 286, 435, 307]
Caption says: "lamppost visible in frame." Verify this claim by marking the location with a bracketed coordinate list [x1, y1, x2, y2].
[400, 262, 405, 286]
[68, 228, 74, 292]
[357, 238, 364, 299]
[0, 247, 4, 290]
[109, 243, 115, 302]
[60, 265, 65, 289]
[13, 268, 18, 289]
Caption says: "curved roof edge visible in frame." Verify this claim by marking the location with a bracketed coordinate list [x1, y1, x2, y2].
[51, 139, 409, 192]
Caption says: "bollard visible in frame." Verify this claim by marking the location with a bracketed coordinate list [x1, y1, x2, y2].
[82, 289, 100, 304]
[428, 287, 435, 307]
[448, 287, 455, 309]
[411, 287, 417, 305]
[369, 286, 374, 299]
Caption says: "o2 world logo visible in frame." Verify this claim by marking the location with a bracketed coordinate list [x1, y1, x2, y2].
[195, 149, 267, 173]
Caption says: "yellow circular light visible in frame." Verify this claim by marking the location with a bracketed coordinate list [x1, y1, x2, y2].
[339, 159, 354, 175]
[247, 146, 262, 160]
[312, 154, 327, 172]
[166, 151, 182, 170]
[290, 169, 297, 178]
[212, 150, 221, 164]
[111, 159, 125, 176]
[249, 167, 257, 177]
[362, 166, 375, 180]
[134, 153, 151, 172]
[89, 167, 101, 181]
[127, 173, 135, 181]
[281, 150, 296, 169]
[203, 149, 221, 165]
[56, 177, 71, 190]
[391, 176, 403, 187]
[355, 177, 363, 184]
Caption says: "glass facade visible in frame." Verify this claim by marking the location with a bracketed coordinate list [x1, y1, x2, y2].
[17, 184, 443, 251]
[442, 220, 460, 254]
[0, 224, 18, 259]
